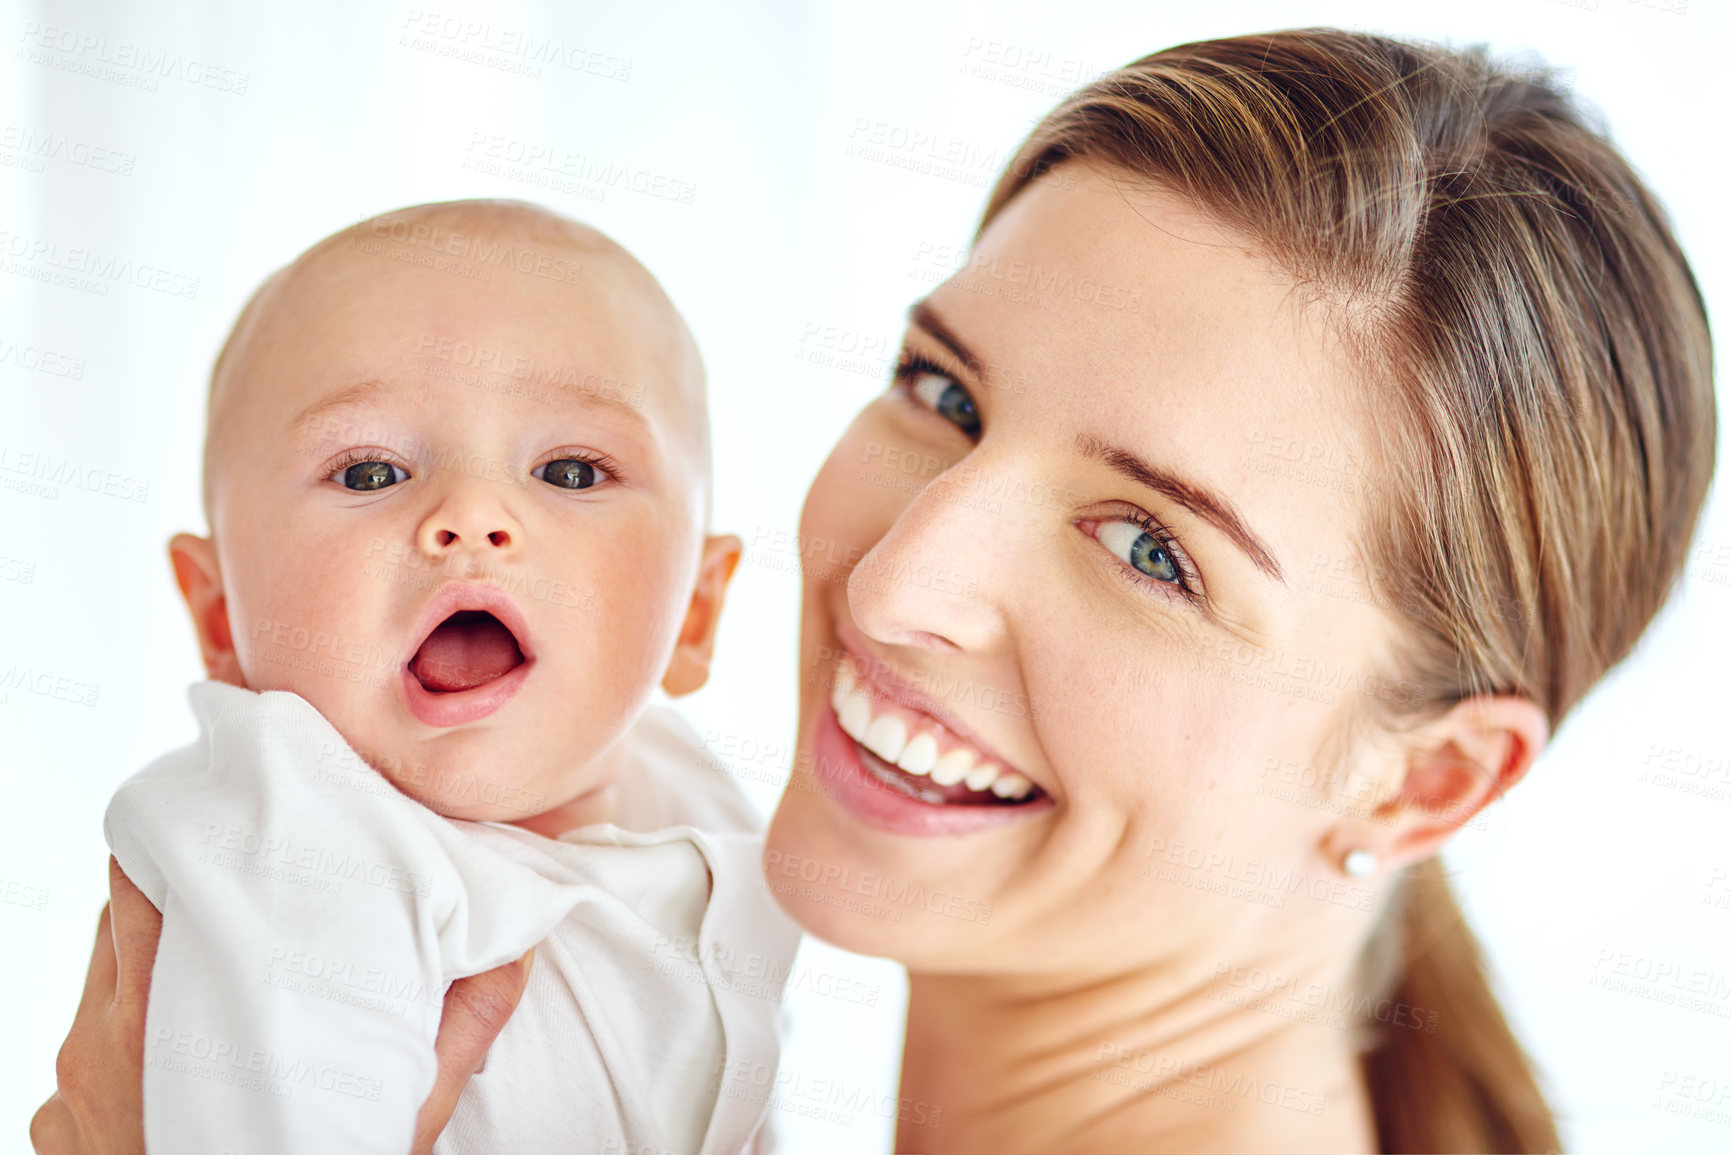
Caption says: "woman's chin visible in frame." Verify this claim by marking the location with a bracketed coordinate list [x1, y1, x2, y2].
[761, 873, 984, 966]
[763, 789, 1005, 964]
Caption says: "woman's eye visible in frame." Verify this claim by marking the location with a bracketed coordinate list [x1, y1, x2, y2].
[1097, 519, 1181, 584]
[910, 371, 981, 438]
[339, 461, 407, 491]
[535, 458, 603, 490]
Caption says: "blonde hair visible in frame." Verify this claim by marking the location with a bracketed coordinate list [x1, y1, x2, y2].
[982, 29, 1715, 1152]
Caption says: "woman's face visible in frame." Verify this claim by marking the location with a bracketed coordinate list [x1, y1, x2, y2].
[765, 163, 1406, 977]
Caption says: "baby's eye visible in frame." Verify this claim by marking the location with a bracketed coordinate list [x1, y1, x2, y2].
[1097, 519, 1181, 585]
[907, 368, 981, 438]
[339, 461, 408, 491]
[535, 458, 605, 490]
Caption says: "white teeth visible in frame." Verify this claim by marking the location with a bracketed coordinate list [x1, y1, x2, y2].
[838, 694, 872, 742]
[862, 715, 908, 764]
[831, 660, 1035, 799]
[929, 747, 976, 787]
[896, 732, 938, 776]
[964, 763, 1001, 792]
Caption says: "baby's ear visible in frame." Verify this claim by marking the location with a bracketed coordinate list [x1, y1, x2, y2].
[660, 534, 742, 697]
[168, 533, 246, 687]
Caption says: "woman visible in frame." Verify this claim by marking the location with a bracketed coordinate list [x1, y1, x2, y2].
[764, 27, 1712, 1151]
[36, 28, 1714, 1154]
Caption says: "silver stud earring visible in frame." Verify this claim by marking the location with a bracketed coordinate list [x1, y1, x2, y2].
[1343, 849, 1378, 878]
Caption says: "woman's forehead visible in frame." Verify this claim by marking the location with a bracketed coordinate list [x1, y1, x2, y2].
[935, 166, 1367, 484]
[967, 167, 1317, 358]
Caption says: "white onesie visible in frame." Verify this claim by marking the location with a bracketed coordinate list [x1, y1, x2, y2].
[104, 681, 799, 1155]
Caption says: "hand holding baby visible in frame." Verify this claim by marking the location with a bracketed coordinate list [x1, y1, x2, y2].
[30, 858, 533, 1155]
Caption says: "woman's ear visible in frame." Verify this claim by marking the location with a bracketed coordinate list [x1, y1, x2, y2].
[660, 534, 743, 697]
[167, 533, 246, 687]
[1335, 695, 1548, 871]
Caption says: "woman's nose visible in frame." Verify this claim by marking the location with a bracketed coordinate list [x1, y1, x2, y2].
[845, 464, 1014, 657]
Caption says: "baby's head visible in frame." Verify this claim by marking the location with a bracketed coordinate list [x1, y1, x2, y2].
[171, 200, 739, 830]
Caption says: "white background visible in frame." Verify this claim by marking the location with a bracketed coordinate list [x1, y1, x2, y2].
[2, 1, 1726, 1151]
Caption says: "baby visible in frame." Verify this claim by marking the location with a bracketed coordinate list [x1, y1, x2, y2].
[101, 200, 797, 1155]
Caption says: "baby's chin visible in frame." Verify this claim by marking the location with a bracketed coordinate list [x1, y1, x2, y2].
[375, 758, 555, 822]
[314, 717, 550, 819]
[365, 739, 620, 833]
[251, 662, 630, 827]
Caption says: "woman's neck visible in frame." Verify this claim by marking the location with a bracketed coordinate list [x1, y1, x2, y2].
[897, 944, 1379, 1154]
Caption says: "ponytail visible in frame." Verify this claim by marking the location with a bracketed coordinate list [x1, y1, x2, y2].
[1360, 859, 1561, 1153]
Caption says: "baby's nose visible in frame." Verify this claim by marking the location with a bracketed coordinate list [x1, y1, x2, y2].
[417, 497, 519, 556]
[429, 525, 512, 549]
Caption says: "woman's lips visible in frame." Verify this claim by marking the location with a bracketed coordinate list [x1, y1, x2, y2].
[812, 703, 1054, 836]
[811, 654, 1053, 837]
[829, 661, 1036, 800]
[829, 614, 1032, 786]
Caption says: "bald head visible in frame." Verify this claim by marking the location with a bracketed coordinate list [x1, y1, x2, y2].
[171, 201, 746, 822]
[203, 199, 711, 529]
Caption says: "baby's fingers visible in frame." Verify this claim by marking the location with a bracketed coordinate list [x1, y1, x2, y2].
[411, 948, 534, 1155]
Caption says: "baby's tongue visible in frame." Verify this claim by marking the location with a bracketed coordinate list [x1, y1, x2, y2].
[409, 611, 523, 692]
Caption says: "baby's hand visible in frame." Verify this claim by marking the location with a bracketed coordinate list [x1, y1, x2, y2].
[30, 858, 535, 1155]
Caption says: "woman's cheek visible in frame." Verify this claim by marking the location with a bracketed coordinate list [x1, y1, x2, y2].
[799, 417, 910, 581]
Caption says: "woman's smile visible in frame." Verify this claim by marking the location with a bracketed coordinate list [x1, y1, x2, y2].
[809, 614, 1056, 836]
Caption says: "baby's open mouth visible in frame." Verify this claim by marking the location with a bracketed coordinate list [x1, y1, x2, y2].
[408, 610, 526, 693]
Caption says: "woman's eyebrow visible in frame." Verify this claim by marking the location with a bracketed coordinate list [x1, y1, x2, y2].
[908, 300, 983, 377]
[909, 298, 1285, 584]
[1078, 432, 1286, 584]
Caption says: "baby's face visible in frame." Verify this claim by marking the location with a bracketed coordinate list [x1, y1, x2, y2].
[199, 228, 710, 822]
